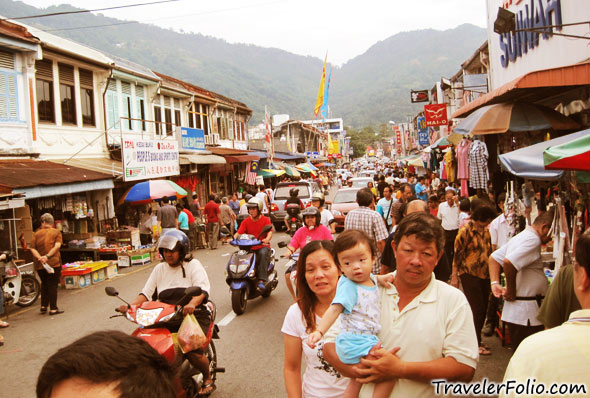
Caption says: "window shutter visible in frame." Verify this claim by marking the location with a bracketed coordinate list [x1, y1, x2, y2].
[36, 59, 53, 80]
[79, 69, 93, 88]
[174, 98, 180, 108]
[0, 50, 15, 70]
[58, 63, 74, 85]
[165, 96, 171, 107]
[7, 74, 17, 119]
[121, 81, 131, 96]
[136, 85, 144, 98]
[107, 79, 117, 92]
[106, 91, 119, 129]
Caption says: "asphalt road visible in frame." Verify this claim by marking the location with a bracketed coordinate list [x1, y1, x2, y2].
[1, 193, 513, 398]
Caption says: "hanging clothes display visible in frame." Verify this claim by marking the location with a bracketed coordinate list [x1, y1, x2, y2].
[468, 139, 489, 190]
[456, 138, 470, 196]
[444, 150, 455, 182]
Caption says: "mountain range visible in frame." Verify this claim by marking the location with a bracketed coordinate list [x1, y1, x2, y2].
[0, 1, 487, 127]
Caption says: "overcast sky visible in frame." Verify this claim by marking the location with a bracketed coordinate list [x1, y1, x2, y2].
[19, 0, 488, 65]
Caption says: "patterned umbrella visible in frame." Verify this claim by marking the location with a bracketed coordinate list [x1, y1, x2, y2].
[118, 180, 187, 205]
[544, 132, 590, 171]
[454, 102, 579, 135]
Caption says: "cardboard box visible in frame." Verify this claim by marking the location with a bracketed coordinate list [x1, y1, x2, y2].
[64, 273, 92, 289]
[117, 255, 130, 268]
[92, 267, 106, 284]
[130, 252, 150, 266]
[105, 263, 118, 279]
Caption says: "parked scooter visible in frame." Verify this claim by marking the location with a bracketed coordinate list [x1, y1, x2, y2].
[225, 225, 278, 315]
[1, 252, 40, 309]
[285, 204, 302, 237]
[106, 286, 223, 398]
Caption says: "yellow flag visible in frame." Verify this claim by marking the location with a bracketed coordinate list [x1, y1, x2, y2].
[314, 54, 327, 116]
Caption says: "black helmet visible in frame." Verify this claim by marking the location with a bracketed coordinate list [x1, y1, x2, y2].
[158, 230, 191, 263]
[289, 188, 299, 197]
[244, 194, 253, 201]
[311, 192, 325, 207]
[301, 206, 321, 227]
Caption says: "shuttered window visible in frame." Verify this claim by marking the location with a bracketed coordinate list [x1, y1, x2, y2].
[0, 49, 15, 70]
[106, 80, 119, 130]
[35, 59, 54, 123]
[0, 72, 18, 121]
[58, 63, 76, 124]
[120, 81, 132, 131]
[135, 85, 145, 131]
[79, 68, 94, 127]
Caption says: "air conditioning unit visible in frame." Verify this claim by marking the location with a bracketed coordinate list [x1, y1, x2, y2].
[190, 163, 199, 173]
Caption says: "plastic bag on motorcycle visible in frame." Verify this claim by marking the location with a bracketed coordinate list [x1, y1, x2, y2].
[177, 313, 207, 354]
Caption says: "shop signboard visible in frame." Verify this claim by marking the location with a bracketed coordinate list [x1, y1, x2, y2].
[417, 116, 429, 146]
[395, 126, 402, 155]
[180, 127, 205, 151]
[487, 0, 590, 89]
[411, 90, 429, 103]
[423, 104, 448, 127]
[121, 139, 179, 182]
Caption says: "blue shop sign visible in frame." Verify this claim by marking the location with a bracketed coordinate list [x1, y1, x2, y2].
[417, 116, 429, 146]
[180, 127, 205, 151]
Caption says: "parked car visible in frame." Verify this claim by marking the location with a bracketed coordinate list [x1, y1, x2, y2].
[270, 181, 321, 231]
[358, 170, 377, 178]
[350, 177, 374, 188]
[330, 187, 361, 232]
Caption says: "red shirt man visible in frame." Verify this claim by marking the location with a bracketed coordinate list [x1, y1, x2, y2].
[237, 214, 271, 251]
[182, 208, 195, 224]
[203, 198, 220, 223]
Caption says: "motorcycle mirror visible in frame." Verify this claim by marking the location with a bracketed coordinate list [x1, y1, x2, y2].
[277, 241, 288, 248]
[257, 224, 272, 239]
[105, 286, 119, 296]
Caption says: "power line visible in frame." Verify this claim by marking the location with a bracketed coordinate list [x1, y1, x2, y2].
[1, 0, 181, 21]
[38, 1, 287, 33]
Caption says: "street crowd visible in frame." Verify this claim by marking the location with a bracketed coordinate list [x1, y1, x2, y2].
[2, 161, 589, 398]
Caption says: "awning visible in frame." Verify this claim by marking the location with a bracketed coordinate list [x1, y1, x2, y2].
[452, 61, 590, 118]
[257, 169, 285, 178]
[224, 154, 259, 163]
[14, 179, 114, 199]
[273, 152, 306, 160]
[247, 151, 268, 159]
[180, 154, 226, 165]
[51, 157, 123, 178]
[498, 130, 590, 180]
[0, 160, 115, 198]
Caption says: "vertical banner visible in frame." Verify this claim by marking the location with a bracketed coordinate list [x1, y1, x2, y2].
[417, 116, 429, 146]
[395, 126, 402, 155]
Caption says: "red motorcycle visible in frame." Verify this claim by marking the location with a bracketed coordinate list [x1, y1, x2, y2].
[105, 286, 223, 398]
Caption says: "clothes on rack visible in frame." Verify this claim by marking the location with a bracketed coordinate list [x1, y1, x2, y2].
[456, 138, 470, 180]
[468, 140, 489, 190]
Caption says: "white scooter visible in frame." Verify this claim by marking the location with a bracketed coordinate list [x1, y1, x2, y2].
[1, 252, 40, 309]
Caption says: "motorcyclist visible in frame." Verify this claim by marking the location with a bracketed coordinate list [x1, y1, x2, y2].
[283, 188, 304, 232]
[281, 207, 333, 301]
[117, 230, 215, 396]
[234, 197, 273, 292]
[310, 192, 336, 233]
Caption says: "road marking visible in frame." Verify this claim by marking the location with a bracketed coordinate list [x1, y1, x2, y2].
[218, 311, 236, 327]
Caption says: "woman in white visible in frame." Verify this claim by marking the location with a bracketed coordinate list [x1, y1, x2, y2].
[282, 240, 349, 398]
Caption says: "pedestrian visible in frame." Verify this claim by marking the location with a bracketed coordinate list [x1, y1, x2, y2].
[282, 240, 350, 398]
[376, 186, 395, 232]
[367, 181, 378, 199]
[499, 231, 590, 398]
[427, 194, 439, 217]
[323, 212, 478, 397]
[203, 194, 221, 250]
[30, 213, 64, 315]
[229, 194, 240, 216]
[489, 209, 554, 351]
[256, 185, 271, 215]
[138, 206, 153, 246]
[344, 188, 388, 274]
[437, 187, 460, 266]
[36, 331, 176, 398]
[219, 197, 236, 241]
[451, 205, 497, 356]
[189, 194, 201, 218]
[157, 196, 178, 237]
[0, 252, 9, 345]
[176, 203, 190, 238]
[459, 197, 471, 228]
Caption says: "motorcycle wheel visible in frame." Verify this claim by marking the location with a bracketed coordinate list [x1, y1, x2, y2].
[16, 275, 40, 307]
[207, 341, 218, 383]
[231, 288, 247, 315]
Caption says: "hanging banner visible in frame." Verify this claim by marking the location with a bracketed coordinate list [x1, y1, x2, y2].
[122, 139, 179, 182]
[424, 104, 448, 126]
[395, 127, 402, 155]
[329, 140, 339, 155]
[417, 116, 429, 146]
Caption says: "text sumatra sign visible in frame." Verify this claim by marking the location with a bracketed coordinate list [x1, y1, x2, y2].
[423, 104, 448, 127]
[122, 139, 179, 182]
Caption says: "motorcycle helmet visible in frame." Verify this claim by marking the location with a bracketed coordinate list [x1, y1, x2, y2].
[301, 206, 321, 228]
[246, 197, 264, 214]
[289, 188, 299, 197]
[311, 192, 325, 207]
[158, 230, 191, 263]
[244, 194, 253, 201]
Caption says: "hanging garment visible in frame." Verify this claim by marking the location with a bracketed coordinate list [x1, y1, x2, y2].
[444, 150, 455, 182]
[460, 179, 468, 197]
[456, 139, 470, 180]
[468, 140, 489, 190]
